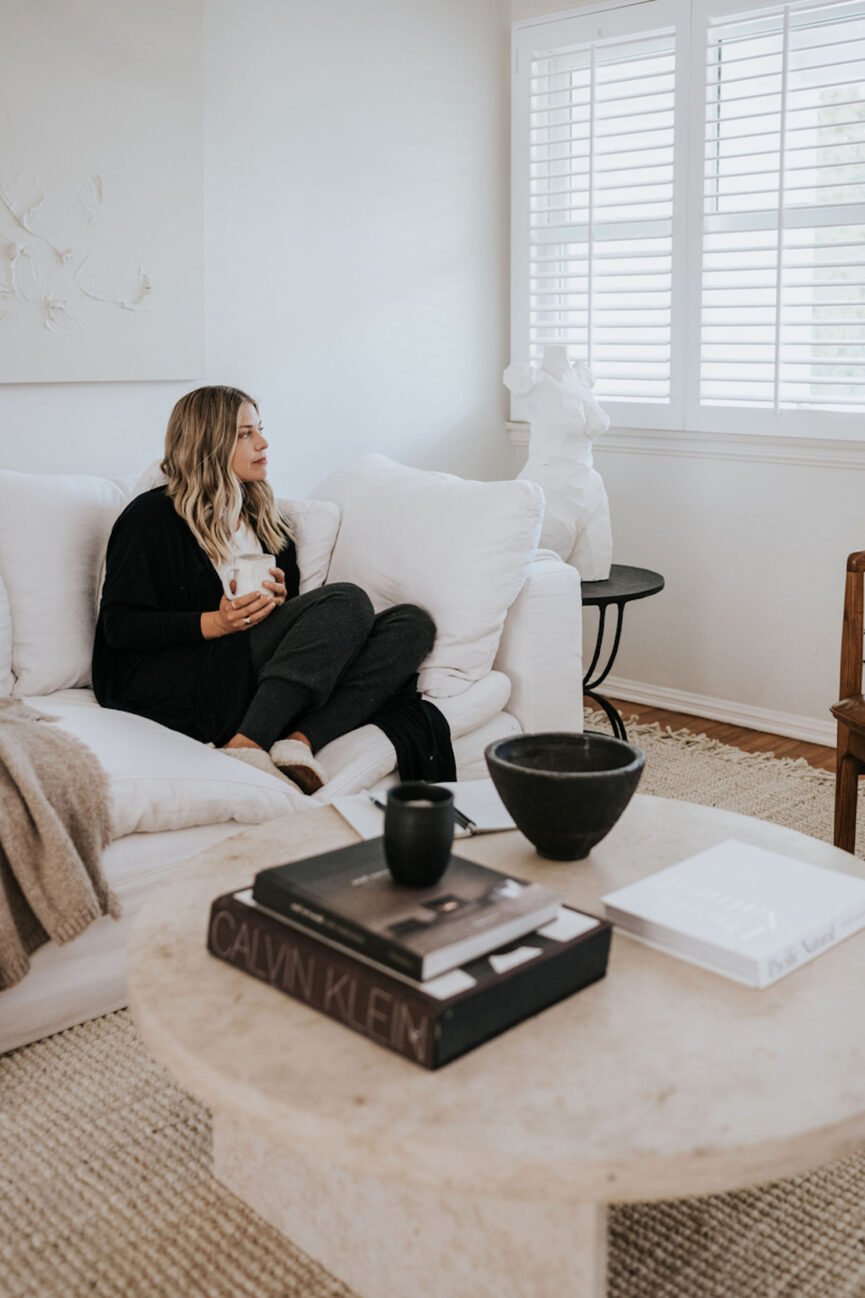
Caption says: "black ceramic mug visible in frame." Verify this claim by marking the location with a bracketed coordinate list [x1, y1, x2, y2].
[383, 782, 455, 887]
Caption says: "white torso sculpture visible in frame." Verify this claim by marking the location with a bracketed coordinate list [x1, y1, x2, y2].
[504, 345, 612, 581]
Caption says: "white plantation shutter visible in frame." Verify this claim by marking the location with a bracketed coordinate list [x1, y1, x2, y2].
[528, 30, 677, 404]
[512, 0, 865, 437]
[698, 0, 865, 413]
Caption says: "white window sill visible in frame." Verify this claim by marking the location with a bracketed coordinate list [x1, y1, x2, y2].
[506, 422, 865, 469]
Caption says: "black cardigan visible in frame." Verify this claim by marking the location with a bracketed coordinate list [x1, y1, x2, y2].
[92, 487, 300, 746]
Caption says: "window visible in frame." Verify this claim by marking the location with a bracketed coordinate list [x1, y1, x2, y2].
[701, 0, 865, 414]
[512, 0, 865, 436]
[527, 28, 677, 405]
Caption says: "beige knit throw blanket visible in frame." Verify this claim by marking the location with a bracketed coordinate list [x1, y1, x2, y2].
[0, 698, 118, 990]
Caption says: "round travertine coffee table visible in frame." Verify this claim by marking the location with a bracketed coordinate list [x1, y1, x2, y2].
[128, 796, 865, 1298]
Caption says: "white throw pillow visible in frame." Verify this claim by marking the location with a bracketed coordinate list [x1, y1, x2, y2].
[0, 572, 14, 697]
[314, 455, 544, 697]
[25, 689, 305, 837]
[277, 498, 340, 593]
[0, 471, 135, 698]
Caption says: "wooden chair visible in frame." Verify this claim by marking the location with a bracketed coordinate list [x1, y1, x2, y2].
[830, 550, 865, 853]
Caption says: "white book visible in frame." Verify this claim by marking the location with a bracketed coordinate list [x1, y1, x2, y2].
[332, 778, 515, 842]
[601, 839, 865, 988]
[436, 779, 516, 834]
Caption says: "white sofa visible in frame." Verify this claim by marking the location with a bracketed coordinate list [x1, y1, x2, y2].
[0, 454, 583, 1054]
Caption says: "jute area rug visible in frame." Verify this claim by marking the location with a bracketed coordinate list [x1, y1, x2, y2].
[2, 714, 864, 1298]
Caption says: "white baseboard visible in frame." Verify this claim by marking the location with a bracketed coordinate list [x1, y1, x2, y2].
[601, 676, 837, 750]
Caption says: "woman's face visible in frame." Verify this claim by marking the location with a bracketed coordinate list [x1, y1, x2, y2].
[231, 401, 268, 483]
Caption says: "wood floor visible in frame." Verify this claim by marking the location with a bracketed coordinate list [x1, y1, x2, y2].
[606, 697, 837, 774]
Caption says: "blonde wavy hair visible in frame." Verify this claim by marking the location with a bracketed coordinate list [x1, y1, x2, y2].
[161, 386, 292, 566]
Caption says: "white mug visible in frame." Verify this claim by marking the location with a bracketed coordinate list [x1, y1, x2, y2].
[225, 553, 275, 599]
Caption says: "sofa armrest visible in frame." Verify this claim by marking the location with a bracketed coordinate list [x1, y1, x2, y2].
[493, 550, 583, 734]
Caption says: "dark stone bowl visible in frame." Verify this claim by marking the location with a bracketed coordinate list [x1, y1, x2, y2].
[485, 731, 645, 861]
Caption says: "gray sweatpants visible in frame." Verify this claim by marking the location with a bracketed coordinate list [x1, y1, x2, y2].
[240, 582, 436, 753]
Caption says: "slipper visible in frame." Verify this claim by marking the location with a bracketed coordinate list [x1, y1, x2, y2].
[221, 746, 296, 786]
[269, 738, 327, 796]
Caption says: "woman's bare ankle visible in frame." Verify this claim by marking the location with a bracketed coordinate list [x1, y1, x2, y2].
[224, 734, 262, 750]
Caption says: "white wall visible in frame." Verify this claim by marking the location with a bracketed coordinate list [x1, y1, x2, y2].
[511, 0, 857, 744]
[1, 0, 512, 490]
[508, 426, 861, 744]
[512, 0, 582, 17]
[0, 0, 203, 476]
[205, 0, 512, 497]
[0, 382, 196, 476]
[591, 441, 859, 744]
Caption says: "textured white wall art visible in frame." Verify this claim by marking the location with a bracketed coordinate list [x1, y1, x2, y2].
[0, 173, 152, 331]
[505, 346, 613, 580]
[0, 0, 203, 382]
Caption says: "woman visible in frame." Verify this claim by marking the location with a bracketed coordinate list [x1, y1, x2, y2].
[92, 386, 445, 794]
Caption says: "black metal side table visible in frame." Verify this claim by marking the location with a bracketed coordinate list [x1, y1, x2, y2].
[581, 564, 665, 741]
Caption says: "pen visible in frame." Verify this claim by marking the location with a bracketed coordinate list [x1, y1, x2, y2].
[369, 795, 387, 813]
[453, 807, 478, 834]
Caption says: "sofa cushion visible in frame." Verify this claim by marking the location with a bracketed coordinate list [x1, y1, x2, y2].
[428, 670, 511, 738]
[448, 711, 523, 782]
[315, 455, 544, 698]
[26, 689, 305, 838]
[322, 710, 522, 799]
[314, 672, 513, 798]
[277, 498, 340, 593]
[492, 550, 584, 734]
[314, 724, 397, 799]
[0, 471, 134, 698]
[0, 572, 13, 698]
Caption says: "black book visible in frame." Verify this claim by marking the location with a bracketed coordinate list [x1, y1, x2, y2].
[252, 837, 561, 981]
[208, 889, 611, 1069]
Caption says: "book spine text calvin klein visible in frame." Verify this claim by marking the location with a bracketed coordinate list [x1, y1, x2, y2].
[207, 894, 436, 1066]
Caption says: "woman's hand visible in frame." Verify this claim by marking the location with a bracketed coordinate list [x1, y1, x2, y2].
[263, 566, 288, 606]
[200, 586, 277, 639]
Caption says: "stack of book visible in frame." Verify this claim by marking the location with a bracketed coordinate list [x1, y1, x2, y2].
[207, 837, 611, 1069]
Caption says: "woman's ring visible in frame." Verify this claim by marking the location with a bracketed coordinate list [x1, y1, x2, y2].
[244, 616, 251, 626]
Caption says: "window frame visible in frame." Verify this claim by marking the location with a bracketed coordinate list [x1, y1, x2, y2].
[512, 0, 865, 439]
